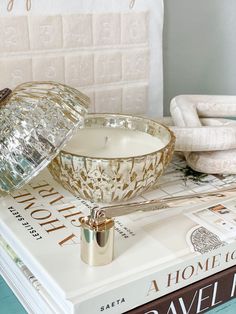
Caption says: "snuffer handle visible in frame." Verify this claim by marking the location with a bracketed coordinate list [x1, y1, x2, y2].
[99, 185, 236, 219]
[81, 185, 236, 266]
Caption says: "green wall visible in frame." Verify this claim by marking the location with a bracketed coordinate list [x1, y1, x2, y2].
[163, 0, 236, 115]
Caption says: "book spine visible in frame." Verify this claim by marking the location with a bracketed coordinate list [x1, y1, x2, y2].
[1, 228, 236, 314]
[126, 266, 236, 314]
[75, 242, 236, 314]
[0, 235, 61, 313]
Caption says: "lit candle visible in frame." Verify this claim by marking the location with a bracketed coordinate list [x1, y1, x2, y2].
[65, 128, 166, 158]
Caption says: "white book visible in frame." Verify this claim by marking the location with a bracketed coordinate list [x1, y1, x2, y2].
[1, 155, 236, 314]
[0, 238, 58, 314]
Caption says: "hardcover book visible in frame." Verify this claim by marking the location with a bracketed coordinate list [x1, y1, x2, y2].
[0, 155, 236, 314]
[127, 265, 236, 314]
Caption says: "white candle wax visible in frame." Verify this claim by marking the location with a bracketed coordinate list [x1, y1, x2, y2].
[65, 128, 166, 158]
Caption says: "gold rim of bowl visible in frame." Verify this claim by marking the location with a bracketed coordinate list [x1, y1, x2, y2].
[60, 113, 176, 160]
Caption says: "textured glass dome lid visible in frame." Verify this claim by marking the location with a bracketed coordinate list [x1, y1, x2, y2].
[0, 81, 89, 193]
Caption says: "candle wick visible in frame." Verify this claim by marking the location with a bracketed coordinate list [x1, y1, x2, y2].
[104, 136, 109, 147]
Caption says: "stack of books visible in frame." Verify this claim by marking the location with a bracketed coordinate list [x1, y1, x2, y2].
[0, 154, 236, 314]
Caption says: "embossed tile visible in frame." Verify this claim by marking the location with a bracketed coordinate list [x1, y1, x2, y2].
[28, 16, 62, 50]
[63, 14, 93, 48]
[121, 12, 149, 44]
[0, 58, 32, 89]
[65, 54, 94, 87]
[122, 49, 149, 81]
[0, 17, 29, 53]
[93, 13, 121, 46]
[32, 56, 64, 82]
[95, 88, 122, 113]
[122, 85, 148, 114]
[94, 52, 121, 84]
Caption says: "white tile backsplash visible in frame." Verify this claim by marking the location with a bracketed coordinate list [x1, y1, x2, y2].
[0, 12, 153, 115]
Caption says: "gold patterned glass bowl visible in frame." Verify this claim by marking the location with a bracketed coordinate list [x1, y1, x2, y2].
[48, 114, 175, 203]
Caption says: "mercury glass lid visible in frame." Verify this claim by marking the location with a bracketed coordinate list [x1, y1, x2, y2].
[0, 81, 89, 193]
